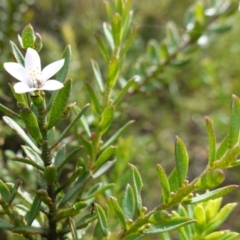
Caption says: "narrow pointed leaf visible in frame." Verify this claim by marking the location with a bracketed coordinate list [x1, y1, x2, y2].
[110, 196, 127, 230]
[3, 116, 41, 154]
[129, 164, 143, 216]
[144, 217, 195, 234]
[103, 22, 114, 50]
[122, 184, 135, 220]
[26, 196, 41, 225]
[96, 146, 117, 169]
[52, 104, 90, 148]
[0, 180, 10, 203]
[95, 204, 109, 237]
[113, 77, 136, 106]
[120, 26, 139, 59]
[12, 226, 47, 235]
[0, 103, 20, 119]
[68, 217, 78, 240]
[86, 83, 101, 114]
[10, 41, 24, 65]
[99, 105, 115, 134]
[8, 83, 28, 106]
[156, 164, 170, 203]
[106, 57, 119, 88]
[48, 78, 72, 129]
[168, 168, 179, 192]
[59, 171, 90, 207]
[12, 157, 44, 171]
[215, 144, 240, 168]
[0, 219, 13, 230]
[92, 160, 116, 179]
[101, 120, 134, 150]
[22, 145, 44, 168]
[228, 95, 240, 148]
[184, 185, 238, 204]
[205, 117, 216, 166]
[94, 34, 109, 63]
[112, 13, 122, 46]
[91, 59, 104, 93]
[216, 135, 229, 159]
[175, 136, 189, 187]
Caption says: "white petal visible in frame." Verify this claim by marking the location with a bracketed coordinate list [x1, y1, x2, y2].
[25, 48, 41, 70]
[4, 62, 28, 82]
[40, 80, 64, 91]
[14, 82, 37, 93]
[41, 59, 65, 82]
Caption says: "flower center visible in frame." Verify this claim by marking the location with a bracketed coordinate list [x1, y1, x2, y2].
[28, 67, 43, 88]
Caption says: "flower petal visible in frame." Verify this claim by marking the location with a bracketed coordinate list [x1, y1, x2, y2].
[40, 80, 64, 91]
[4, 62, 28, 82]
[14, 82, 37, 93]
[25, 48, 41, 70]
[41, 59, 65, 82]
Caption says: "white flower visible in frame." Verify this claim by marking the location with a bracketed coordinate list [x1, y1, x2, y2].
[4, 48, 65, 94]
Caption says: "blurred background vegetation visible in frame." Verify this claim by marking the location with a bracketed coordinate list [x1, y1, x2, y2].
[1, 0, 240, 239]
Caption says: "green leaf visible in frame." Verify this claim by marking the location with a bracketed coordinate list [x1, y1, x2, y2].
[12, 157, 44, 171]
[59, 171, 90, 207]
[20, 106, 43, 143]
[113, 77, 136, 106]
[10, 41, 24, 65]
[175, 136, 189, 187]
[205, 117, 216, 166]
[55, 207, 76, 221]
[57, 146, 82, 171]
[21, 145, 44, 168]
[86, 83, 101, 114]
[120, 26, 139, 60]
[101, 120, 134, 150]
[92, 160, 116, 179]
[194, 204, 205, 233]
[91, 59, 104, 93]
[26, 196, 41, 225]
[106, 57, 119, 88]
[156, 164, 170, 203]
[52, 104, 90, 148]
[214, 144, 240, 168]
[3, 116, 41, 154]
[99, 105, 115, 134]
[95, 203, 109, 237]
[228, 95, 240, 148]
[72, 104, 91, 137]
[168, 168, 179, 192]
[68, 217, 78, 240]
[126, 233, 143, 240]
[129, 164, 143, 217]
[94, 34, 109, 63]
[195, 169, 225, 190]
[8, 83, 28, 106]
[103, 22, 114, 50]
[216, 135, 229, 160]
[34, 33, 43, 52]
[122, 184, 135, 220]
[147, 40, 159, 61]
[48, 78, 72, 129]
[0, 219, 13, 230]
[166, 21, 181, 50]
[22, 24, 35, 49]
[47, 45, 71, 108]
[53, 145, 66, 169]
[0, 103, 20, 119]
[184, 185, 238, 204]
[12, 225, 47, 235]
[205, 203, 237, 234]
[110, 196, 127, 231]
[0, 180, 10, 203]
[112, 13, 122, 46]
[56, 45, 71, 83]
[160, 43, 170, 62]
[115, 0, 123, 14]
[144, 217, 195, 234]
[95, 146, 117, 169]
